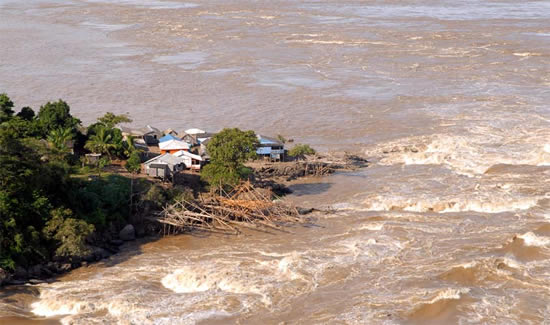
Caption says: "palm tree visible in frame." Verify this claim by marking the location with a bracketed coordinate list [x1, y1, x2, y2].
[47, 127, 74, 151]
[84, 126, 116, 159]
[122, 135, 137, 158]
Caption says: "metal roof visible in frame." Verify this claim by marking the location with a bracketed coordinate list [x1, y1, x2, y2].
[159, 139, 191, 151]
[159, 134, 181, 143]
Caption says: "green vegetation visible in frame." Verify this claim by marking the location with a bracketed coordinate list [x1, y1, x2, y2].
[35, 100, 81, 138]
[97, 112, 132, 128]
[201, 128, 259, 189]
[0, 91, 316, 275]
[125, 151, 141, 174]
[288, 144, 316, 159]
[0, 93, 140, 271]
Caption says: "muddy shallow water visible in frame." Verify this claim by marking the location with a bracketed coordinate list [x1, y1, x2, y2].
[1, 0, 549, 324]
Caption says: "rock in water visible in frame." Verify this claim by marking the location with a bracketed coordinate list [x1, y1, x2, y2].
[119, 224, 136, 241]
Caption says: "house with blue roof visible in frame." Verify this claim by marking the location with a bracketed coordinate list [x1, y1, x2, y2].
[256, 135, 285, 161]
[159, 134, 181, 143]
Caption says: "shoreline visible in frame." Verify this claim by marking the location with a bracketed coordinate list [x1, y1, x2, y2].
[0, 152, 368, 288]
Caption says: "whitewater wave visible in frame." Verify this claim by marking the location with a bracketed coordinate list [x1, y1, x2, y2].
[362, 195, 538, 213]
[366, 133, 550, 175]
[517, 232, 550, 247]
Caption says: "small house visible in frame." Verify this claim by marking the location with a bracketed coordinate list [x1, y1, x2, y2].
[118, 125, 162, 146]
[173, 150, 205, 170]
[163, 128, 178, 137]
[143, 153, 187, 179]
[85, 153, 102, 166]
[147, 163, 170, 179]
[159, 139, 190, 154]
[142, 125, 162, 145]
[180, 133, 199, 147]
[256, 135, 285, 161]
[197, 132, 216, 144]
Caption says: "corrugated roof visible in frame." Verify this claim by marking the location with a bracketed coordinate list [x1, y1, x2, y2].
[173, 150, 203, 161]
[159, 139, 190, 151]
[159, 134, 181, 143]
[144, 153, 186, 165]
[257, 134, 284, 146]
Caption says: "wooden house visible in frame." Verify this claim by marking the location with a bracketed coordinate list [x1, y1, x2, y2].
[163, 128, 178, 137]
[119, 125, 162, 146]
[256, 135, 285, 161]
[180, 133, 199, 147]
[142, 125, 162, 145]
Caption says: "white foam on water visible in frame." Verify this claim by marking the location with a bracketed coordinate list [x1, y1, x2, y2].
[161, 264, 264, 295]
[358, 223, 384, 231]
[84, 0, 198, 10]
[518, 232, 550, 247]
[428, 288, 470, 304]
[367, 132, 550, 176]
[363, 195, 538, 214]
[31, 299, 86, 317]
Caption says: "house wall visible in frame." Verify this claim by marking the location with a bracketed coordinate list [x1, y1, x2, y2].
[161, 149, 189, 155]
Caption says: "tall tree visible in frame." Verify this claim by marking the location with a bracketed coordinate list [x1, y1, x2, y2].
[84, 126, 117, 159]
[36, 100, 80, 137]
[0, 93, 15, 123]
[16, 107, 35, 121]
[97, 112, 132, 128]
[201, 128, 259, 188]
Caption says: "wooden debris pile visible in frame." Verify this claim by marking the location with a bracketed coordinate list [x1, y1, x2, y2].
[155, 182, 302, 235]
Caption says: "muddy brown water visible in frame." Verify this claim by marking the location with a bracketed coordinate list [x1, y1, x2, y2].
[1, 0, 549, 324]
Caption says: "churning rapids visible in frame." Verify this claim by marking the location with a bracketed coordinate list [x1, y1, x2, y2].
[1, 0, 550, 324]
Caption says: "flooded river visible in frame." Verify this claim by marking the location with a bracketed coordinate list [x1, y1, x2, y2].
[1, 0, 550, 323]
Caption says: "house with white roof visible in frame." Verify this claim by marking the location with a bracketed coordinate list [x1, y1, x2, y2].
[159, 139, 190, 155]
[173, 150, 205, 170]
[143, 153, 186, 179]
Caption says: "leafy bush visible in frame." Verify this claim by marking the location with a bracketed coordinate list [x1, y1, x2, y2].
[288, 144, 316, 159]
[126, 151, 141, 174]
[43, 208, 94, 257]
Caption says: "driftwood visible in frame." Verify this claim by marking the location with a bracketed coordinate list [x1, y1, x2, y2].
[152, 182, 302, 235]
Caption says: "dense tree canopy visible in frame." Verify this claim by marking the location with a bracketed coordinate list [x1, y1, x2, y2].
[0, 93, 15, 123]
[0, 94, 135, 271]
[97, 112, 132, 128]
[201, 128, 259, 188]
[16, 106, 35, 121]
[36, 100, 81, 137]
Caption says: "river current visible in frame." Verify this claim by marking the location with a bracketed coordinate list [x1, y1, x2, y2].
[1, 0, 549, 324]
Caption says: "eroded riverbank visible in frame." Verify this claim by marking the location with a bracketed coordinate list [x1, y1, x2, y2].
[1, 0, 549, 323]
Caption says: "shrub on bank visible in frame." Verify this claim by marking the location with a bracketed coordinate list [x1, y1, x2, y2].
[288, 144, 316, 159]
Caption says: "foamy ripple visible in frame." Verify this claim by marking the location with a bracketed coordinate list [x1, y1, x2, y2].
[518, 232, 550, 247]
